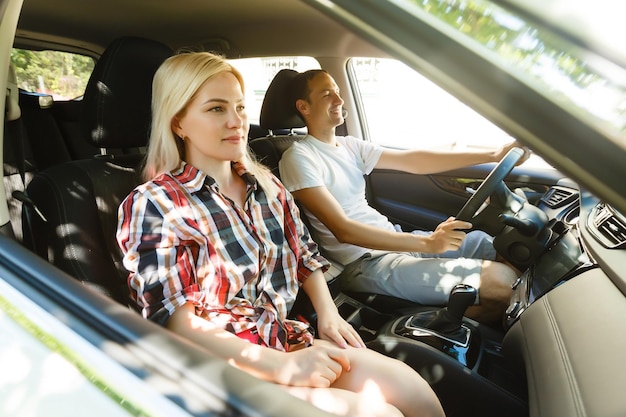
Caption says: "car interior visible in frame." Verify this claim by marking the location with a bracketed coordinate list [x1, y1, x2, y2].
[2, 0, 626, 416]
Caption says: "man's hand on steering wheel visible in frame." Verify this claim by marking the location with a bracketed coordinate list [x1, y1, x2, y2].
[456, 147, 526, 223]
[495, 141, 531, 166]
[427, 217, 473, 254]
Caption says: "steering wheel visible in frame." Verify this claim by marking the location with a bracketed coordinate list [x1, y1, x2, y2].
[456, 147, 525, 222]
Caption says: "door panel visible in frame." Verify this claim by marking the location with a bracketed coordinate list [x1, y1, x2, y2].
[367, 163, 564, 232]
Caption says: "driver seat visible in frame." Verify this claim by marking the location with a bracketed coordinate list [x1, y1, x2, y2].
[250, 69, 343, 278]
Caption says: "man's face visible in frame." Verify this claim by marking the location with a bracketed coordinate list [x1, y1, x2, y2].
[299, 72, 345, 130]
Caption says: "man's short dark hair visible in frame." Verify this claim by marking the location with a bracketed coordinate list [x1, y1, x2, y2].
[291, 69, 329, 118]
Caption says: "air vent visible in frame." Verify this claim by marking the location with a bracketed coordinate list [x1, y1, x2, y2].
[541, 186, 577, 208]
[590, 204, 626, 248]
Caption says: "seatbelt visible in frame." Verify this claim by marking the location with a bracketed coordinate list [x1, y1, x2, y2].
[5, 81, 47, 226]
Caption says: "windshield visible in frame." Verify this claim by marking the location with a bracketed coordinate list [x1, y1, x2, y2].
[394, 0, 626, 145]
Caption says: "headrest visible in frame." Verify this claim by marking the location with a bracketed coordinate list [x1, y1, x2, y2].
[259, 69, 305, 131]
[6, 64, 21, 121]
[82, 36, 173, 148]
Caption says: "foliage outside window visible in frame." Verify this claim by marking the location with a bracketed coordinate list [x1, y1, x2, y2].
[400, 0, 626, 138]
[10, 49, 95, 100]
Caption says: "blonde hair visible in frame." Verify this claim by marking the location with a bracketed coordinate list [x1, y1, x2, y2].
[143, 51, 279, 198]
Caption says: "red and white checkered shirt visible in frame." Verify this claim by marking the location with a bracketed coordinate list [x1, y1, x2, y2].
[117, 161, 328, 351]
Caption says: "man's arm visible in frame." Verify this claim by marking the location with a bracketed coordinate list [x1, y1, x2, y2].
[292, 186, 470, 254]
[376, 140, 528, 174]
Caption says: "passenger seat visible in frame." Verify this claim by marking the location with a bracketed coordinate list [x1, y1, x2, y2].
[23, 36, 173, 306]
[250, 69, 417, 318]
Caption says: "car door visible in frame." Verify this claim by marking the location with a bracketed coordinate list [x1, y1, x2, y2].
[367, 163, 563, 233]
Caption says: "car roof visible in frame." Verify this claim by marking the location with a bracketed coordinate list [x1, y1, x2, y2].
[19, 0, 625, 69]
[16, 0, 383, 58]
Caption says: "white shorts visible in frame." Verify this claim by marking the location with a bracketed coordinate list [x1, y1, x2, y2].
[339, 230, 496, 306]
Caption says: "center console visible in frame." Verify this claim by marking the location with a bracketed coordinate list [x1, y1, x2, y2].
[334, 285, 528, 417]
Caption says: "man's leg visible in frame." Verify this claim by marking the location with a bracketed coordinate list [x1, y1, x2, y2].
[341, 251, 516, 326]
[464, 260, 517, 326]
[432, 229, 517, 325]
[341, 251, 484, 306]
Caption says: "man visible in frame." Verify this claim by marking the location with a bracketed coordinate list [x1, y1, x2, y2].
[278, 69, 527, 325]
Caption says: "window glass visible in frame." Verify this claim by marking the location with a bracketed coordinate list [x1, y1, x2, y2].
[349, 57, 550, 168]
[10, 49, 95, 100]
[229, 56, 320, 125]
[394, 0, 626, 145]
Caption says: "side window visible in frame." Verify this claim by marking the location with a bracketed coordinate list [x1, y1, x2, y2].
[10, 49, 95, 100]
[350, 57, 511, 150]
[349, 57, 549, 167]
[229, 56, 320, 125]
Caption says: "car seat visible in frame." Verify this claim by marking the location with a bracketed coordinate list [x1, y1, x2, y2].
[249, 69, 347, 324]
[22, 36, 173, 306]
[249, 69, 307, 179]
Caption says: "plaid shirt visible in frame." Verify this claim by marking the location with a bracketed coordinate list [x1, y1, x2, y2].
[117, 161, 328, 351]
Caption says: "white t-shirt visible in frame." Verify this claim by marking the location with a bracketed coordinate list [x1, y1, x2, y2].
[279, 135, 396, 264]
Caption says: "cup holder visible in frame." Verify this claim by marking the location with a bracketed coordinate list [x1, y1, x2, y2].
[336, 294, 392, 342]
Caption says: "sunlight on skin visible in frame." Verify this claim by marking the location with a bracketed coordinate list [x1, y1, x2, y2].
[356, 379, 390, 416]
[285, 378, 394, 417]
[186, 306, 267, 365]
[181, 307, 402, 416]
[239, 345, 263, 362]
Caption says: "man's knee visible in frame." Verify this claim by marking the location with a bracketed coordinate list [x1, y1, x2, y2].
[479, 260, 517, 303]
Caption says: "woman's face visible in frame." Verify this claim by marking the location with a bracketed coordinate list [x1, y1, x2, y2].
[173, 71, 249, 167]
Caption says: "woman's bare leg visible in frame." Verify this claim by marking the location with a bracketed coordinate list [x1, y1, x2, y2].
[285, 385, 404, 417]
[308, 340, 445, 417]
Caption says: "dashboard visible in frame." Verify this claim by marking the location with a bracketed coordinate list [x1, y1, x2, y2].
[502, 183, 626, 417]
[343, 180, 626, 417]
[505, 184, 626, 328]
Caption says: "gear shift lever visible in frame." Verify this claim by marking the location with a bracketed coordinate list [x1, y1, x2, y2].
[406, 284, 477, 345]
[425, 284, 477, 333]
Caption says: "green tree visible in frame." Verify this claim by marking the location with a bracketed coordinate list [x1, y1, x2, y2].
[409, 0, 626, 133]
[10, 49, 94, 100]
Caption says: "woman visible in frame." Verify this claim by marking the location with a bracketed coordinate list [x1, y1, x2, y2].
[116, 51, 444, 417]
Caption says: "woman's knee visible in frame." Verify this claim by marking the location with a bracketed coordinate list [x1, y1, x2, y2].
[335, 348, 444, 417]
[285, 385, 403, 417]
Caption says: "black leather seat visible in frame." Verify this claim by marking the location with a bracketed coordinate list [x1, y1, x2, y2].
[249, 69, 307, 180]
[23, 37, 173, 306]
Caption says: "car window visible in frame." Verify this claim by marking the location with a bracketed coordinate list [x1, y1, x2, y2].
[391, 0, 626, 147]
[349, 57, 551, 168]
[10, 48, 95, 100]
[229, 56, 320, 125]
